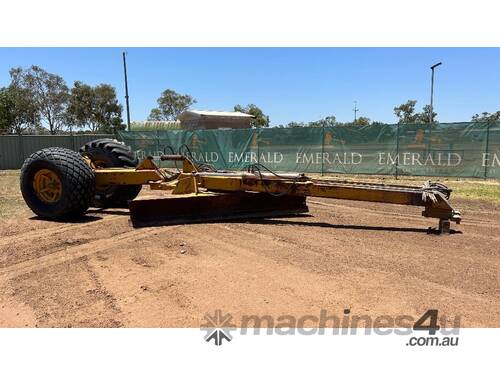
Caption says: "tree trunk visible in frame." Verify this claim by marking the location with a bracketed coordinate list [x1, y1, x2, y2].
[47, 112, 54, 134]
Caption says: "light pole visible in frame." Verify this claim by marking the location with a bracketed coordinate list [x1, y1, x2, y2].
[429, 62, 442, 124]
[122, 51, 131, 132]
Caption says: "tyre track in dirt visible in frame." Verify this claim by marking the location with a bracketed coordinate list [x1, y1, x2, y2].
[0, 215, 127, 269]
[0, 192, 498, 327]
[0, 225, 180, 281]
[0, 213, 123, 246]
[215, 223, 497, 300]
[150, 220, 498, 327]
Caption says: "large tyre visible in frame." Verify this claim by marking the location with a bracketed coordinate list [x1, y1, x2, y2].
[20, 147, 95, 219]
[79, 139, 142, 207]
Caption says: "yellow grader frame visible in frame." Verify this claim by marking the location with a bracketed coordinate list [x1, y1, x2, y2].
[92, 154, 461, 233]
[19, 141, 461, 234]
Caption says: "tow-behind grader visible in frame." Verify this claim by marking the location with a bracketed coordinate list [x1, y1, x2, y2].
[20, 139, 461, 233]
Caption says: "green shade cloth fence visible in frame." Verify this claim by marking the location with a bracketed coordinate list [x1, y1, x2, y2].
[118, 122, 500, 178]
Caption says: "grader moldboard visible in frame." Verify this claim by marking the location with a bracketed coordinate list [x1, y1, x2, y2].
[20, 139, 461, 233]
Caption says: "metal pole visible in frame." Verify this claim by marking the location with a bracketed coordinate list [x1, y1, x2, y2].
[484, 123, 491, 179]
[122, 52, 131, 131]
[321, 123, 325, 176]
[428, 62, 442, 154]
[353, 101, 358, 123]
[429, 69, 435, 124]
[395, 122, 400, 180]
[429, 62, 442, 123]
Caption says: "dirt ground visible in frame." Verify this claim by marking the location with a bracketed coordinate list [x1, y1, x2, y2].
[0, 176, 499, 328]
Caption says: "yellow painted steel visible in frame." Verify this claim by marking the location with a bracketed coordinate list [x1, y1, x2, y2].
[33, 169, 62, 203]
[89, 155, 460, 226]
[197, 175, 421, 205]
[94, 168, 163, 186]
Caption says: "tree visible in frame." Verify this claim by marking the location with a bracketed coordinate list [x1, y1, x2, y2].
[471, 111, 500, 124]
[92, 84, 124, 133]
[416, 104, 437, 123]
[353, 116, 371, 126]
[309, 115, 337, 127]
[394, 100, 438, 124]
[286, 121, 307, 128]
[148, 89, 196, 121]
[10, 66, 69, 134]
[66, 81, 94, 130]
[148, 108, 163, 121]
[0, 85, 39, 134]
[234, 104, 270, 128]
[67, 81, 123, 133]
[394, 100, 418, 124]
[0, 88, 14, 133]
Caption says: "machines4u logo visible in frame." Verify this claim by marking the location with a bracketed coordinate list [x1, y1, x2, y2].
[200, 310, 236, 346]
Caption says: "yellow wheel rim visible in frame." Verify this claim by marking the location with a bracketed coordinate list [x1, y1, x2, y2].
[33, 169, 62, 203]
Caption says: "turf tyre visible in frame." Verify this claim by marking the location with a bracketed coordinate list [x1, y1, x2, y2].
[20, 147, 95, 219]
[79, 138, 142, 207]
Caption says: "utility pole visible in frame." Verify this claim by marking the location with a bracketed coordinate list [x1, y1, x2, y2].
[429, 62, 442, 124]
[122, 51, 131, 131]
[353, 101, 359, 123]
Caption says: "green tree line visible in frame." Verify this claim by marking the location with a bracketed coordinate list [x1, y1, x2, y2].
[0, 66, 124, 134]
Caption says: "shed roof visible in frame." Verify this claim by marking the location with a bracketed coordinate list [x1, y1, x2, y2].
[179, 110, 255, 120]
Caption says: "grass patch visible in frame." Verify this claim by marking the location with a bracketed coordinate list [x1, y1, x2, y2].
[313, 173, 500, 206]
[444, 180, 500, 204]
[0, 170, 27, 218]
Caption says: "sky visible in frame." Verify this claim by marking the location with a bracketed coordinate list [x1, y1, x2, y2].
[0, 48, 499, 126]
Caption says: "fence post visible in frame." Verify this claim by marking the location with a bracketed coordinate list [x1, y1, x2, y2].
[18, 133, 24, 168]
[71, 131, 76, 151]
[395, 123, 400, 179]
[484, 123, 491, 179]
[156, 130, 161, 157]
[256, 128, 260, 164]
[321, 125, 325, 176]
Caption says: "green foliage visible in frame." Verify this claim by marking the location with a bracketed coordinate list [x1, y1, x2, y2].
[284, 115, 338, 128]
[394, 100, 437, 124]
[148, 89, 196, 121]
[353, 116, 371, 126]
[234, 104, 270, 128]
[0, 85, 40, 134]
[283, 115, 372, 128]
[148, 108, 163, 121]
[285, 121, 308, 128]
[417, 104, 437, 123]
[394, 100, 418, 123]
[0, 88, 14, 133]
[66, 81, 93, 129]
[471, 111, 500, 124]
[309, 116, 337, 127]
[92, 84, 123, 133]
[10, 66, 69, 134]
[67, 81, 123, 133]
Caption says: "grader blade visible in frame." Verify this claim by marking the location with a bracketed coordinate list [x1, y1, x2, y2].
[129, 192, 308, 227]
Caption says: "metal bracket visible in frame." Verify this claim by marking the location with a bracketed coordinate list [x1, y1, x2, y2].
[438, 219, 451, 234]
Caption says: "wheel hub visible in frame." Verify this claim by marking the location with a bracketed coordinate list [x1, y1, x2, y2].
[33, 169, 62, 203]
